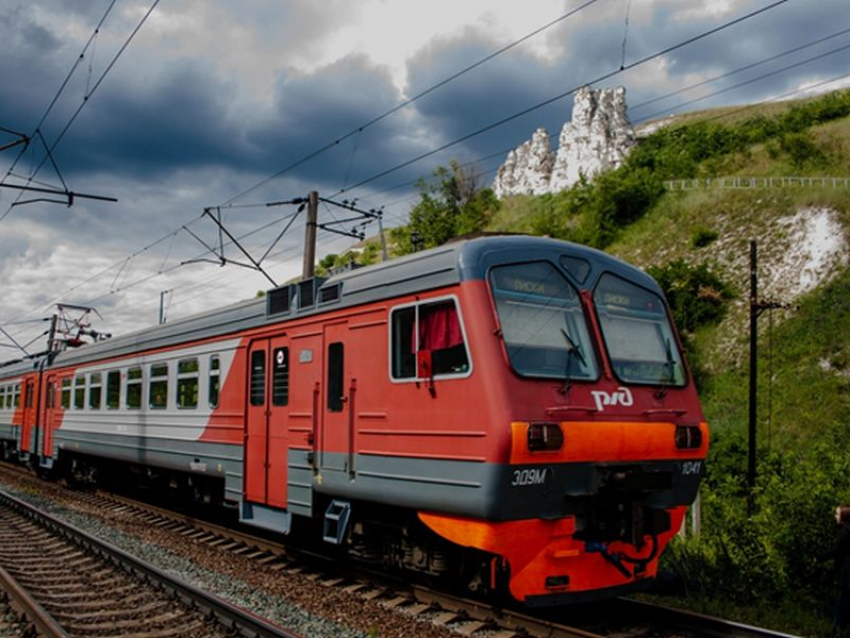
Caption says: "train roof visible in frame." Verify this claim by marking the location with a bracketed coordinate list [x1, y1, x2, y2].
[19, 235, 658, 371]
[0, 357, 39, 379]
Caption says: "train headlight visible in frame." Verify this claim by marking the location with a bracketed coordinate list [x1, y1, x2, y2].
[675, 425, 703, 450]
[527, 422, 564, 452]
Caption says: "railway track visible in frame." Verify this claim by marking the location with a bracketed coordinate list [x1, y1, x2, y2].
[0, 487, 300, 638]
[0, 462, 801, 638]
[69, 488, 802, 638]
[609, 599, 801, 638]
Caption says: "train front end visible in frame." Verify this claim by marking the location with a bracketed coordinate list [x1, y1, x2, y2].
[419, 239, 708, 605]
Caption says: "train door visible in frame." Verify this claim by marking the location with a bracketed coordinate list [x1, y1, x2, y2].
[244, 335, 290, 509]
[41, 375, 59, 459]
[19, 377, 36, 454]
[321, 323, 351, 475]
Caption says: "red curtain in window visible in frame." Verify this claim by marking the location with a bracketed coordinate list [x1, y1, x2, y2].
[417, 304, 463, 351]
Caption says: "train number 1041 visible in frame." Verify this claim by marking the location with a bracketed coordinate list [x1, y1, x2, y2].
[681, 461, 702, 476]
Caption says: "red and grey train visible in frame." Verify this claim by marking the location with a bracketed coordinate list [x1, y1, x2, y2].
[0, 235, 708, 605]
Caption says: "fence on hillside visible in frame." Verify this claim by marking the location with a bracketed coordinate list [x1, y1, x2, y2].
[664, 176, 850, 191]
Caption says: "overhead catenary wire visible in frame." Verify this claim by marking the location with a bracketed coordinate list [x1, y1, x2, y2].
[630, 25, 850, 112]
[3, 0, 832, 346]
[6, 0, 598, 330]
[333, 0, 791, 198]
[8, 50, 838, 341]
[634, 39, 850, 123]
[0, 0, 118, 186]
[76, 209, 305, 308]
[699, 70, 850, 125]
[0, 0, 160, 225]
[117, 47, 850, 329]
[218, 0, 601, 207]
[50, 58, 850, 336]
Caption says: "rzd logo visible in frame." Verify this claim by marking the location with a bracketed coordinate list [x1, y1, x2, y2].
[591, 387, 634, 412]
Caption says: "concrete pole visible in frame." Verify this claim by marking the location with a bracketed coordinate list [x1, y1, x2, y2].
[302, 191, 318, 279]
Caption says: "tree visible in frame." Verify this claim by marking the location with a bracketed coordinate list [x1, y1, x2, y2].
[393, 160, 500, 254]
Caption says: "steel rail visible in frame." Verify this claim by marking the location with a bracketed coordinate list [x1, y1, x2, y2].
[615, 598, 802, 638]
[0, 488, 302, 638]
[0, 562, 69, 638]
[0, 463, 799, 638]
[412, 585, 605, 638]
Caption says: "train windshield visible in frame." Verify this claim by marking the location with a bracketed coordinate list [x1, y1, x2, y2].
[489, 262, 598, 380]
[593, 273, 686, 387]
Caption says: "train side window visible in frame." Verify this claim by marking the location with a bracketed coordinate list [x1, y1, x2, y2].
[327, 342, 344, 412]
[249, 350, 265, 407]
[13, 384, 19, 408]
[24, 382, 33, 409]
[391, 307, 416, 378]
[126, 367, 142, 410]
[0, 387, 5, 410]
[61, 378, 71, 409]
[272, 347, 289, 407]
[209, 356, 220, 408]
[106, 371, 121, 409]
[177, 358, 199, 409]
[89, 373, 102, 410]
[73, 375, 85, 410]
[149, 363, 169, 409]
[390, 299, 470, 380]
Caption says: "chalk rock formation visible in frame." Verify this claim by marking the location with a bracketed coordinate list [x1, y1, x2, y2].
[493, 86, 636, 197]
[492, 128, 554, 198]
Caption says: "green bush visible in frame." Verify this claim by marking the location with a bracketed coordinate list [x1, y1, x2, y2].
[627, 89, 850, 182]
[559, 167, 666, 248]
[647, 259, 733, 333]
[665, 425, 850, 615]
[691, 227, 719, 248]
[779, 131, 827, 170]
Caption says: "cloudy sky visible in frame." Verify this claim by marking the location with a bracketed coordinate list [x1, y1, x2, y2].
[1, 0, 848, 355]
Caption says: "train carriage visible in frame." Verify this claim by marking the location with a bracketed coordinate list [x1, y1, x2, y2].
[0, 362, 38, 461]
[1, 235, 708, 605]
[0, 367, 22, 458]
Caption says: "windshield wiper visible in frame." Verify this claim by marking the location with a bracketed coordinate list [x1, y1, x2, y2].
[560, 327, 587, 368]
[663, 337, 676, 382]
[560, 327, 588, 395]
[655, 337, 677, 399]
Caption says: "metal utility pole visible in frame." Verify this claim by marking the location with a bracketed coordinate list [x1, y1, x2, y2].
[46, 314, 58, 353]
[378, 215, 388, 262]
[748, 241, 758, 509]
[302, 191, 318, 279]
[748, 240, 792, 513]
